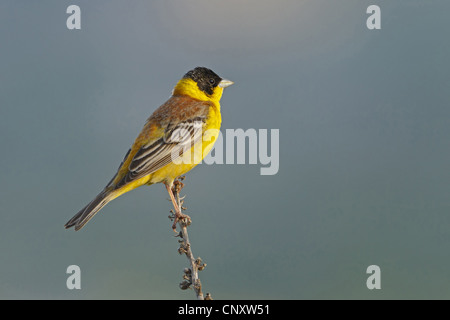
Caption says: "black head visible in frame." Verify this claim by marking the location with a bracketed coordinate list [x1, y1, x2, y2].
[183, 67, 222, 96]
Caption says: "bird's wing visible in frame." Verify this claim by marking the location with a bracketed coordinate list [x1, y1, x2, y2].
[112, 116, 206, 189]
[104, 96, 213, 190]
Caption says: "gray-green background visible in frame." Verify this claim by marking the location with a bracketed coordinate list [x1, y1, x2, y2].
[1, 0, 449, 299]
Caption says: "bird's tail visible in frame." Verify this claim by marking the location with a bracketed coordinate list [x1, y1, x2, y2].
[65, 190, 115, 231]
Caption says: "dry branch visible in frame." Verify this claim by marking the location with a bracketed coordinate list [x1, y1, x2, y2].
[170, 177, 211, 300]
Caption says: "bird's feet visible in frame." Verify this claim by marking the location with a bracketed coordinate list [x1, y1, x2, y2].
[171, 176, 190, 231]
[172, 211, 191, 232]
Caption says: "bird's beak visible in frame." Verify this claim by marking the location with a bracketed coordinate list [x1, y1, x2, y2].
[218, 79, 234, 88]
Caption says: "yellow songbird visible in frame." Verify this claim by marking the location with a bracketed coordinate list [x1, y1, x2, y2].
[65, 67, 233, 231]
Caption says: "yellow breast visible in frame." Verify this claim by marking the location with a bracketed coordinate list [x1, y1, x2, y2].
[148, 103, 221, 185]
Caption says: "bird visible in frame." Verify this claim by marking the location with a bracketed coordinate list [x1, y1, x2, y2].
[65, 67, 233, 231]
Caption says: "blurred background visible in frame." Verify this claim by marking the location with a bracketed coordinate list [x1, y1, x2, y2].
[1, 0, 449, 299]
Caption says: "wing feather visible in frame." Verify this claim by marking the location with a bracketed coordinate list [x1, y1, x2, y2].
[114, 117, 205, 189]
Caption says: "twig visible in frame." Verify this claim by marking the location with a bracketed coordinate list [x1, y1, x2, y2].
[170, 177, 211, 300]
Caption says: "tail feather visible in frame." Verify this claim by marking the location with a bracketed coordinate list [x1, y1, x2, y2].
[65, 191, 113, 231]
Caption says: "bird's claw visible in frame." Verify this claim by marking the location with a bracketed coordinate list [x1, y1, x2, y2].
[172, 212, 192, 231]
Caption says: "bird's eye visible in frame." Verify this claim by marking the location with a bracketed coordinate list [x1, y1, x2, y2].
[209, 78, 215, 85]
